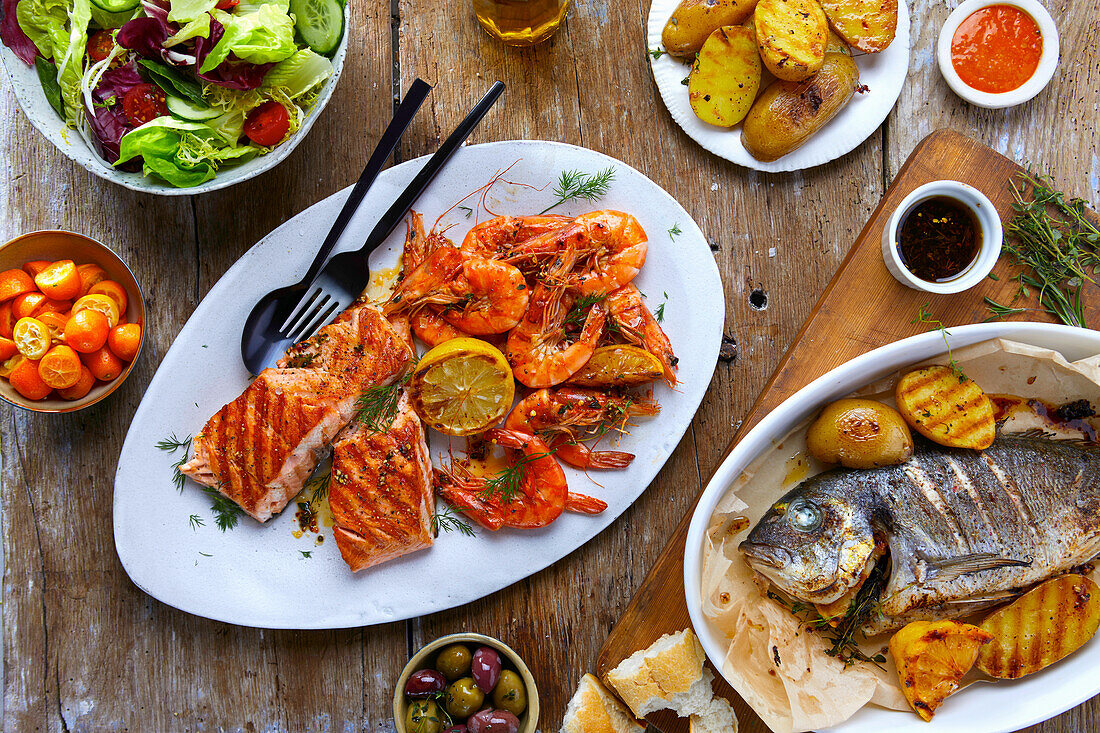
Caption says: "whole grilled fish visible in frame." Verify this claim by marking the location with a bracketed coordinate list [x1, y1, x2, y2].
[740, 434, 1100, 634]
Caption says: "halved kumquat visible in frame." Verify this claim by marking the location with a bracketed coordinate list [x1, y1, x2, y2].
[36, 312, 69, 341]
[0, 302, 13, 339]
[72, 294, 120, 327]
[22, 260, 51, 278]
[13, 317, 50, 360]
[38, 345, 82, 389]
[12, 292, 46, 319]
[88, 280, 128, 314]
[77, 263, 107, 295]
[34, 260, 82, 301]
[82, 346, 122, 382]
[0, 354, 22, 379]
[9, 357, 51, 400]
[65, 309, 110, 353]
[108, 323, 141, 362]
[0, 269, 34, 302]
[58, 365, 95, 400]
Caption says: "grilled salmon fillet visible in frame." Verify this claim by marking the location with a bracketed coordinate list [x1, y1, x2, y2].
[329, 392, 434, 571]
[179, 302, 412, 522]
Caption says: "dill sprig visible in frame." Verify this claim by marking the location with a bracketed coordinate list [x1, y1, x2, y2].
[354, 374, 410, 433]
[1002, 170, 1099, 327]
[911, 303, 966, 380]
[157, 433, 192, 492]
[305, 470, 331, 508]
[201, 484, 244, 531]
[431, 505, 476, 537]
[480, 450, 555, 504]
[563, 293, 606, 329]
[667, 223, 681, 240]
[768, 560, 888, 668]
[188, 514, 205, 531]
[539, 167, 616, 215]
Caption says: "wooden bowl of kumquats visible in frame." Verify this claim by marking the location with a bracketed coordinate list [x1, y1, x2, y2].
[0, 230, 145, 413]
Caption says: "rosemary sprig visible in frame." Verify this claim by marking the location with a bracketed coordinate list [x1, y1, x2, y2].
[201, 484, 244, 531]
[431, 506, 476, 537]
[157, 433, 192, 492]
[480, 450, 555, 504]
[1001, 170, 1099, 327]
[354, 373, 410, 433]
[539, 167, 616, 215]
[983, 296, 1030, 321]
[912, 303, 965, 380]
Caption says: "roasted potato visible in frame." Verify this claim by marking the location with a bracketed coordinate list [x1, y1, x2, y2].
[825, 29, 850, 55]
[895, 365, 996, 450]
[806, 398, 913, 469]
[819, 0, 898, 53]
[890, 620, 993, 721]
[662, 0, 760, 58]
[740, 51, 858, 161]
[753, 0, 827, 81]
[688, 26, 762, 127]
[978, 575, 1100, 679]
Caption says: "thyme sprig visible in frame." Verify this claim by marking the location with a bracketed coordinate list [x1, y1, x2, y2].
[156, 433, 192, 492]
[354, 373, 410, 433]
[539, 167, 616, 215]
[431, 505, 476, 537]
[480, 450, 556, 504]
[201, 484, 244, 531]
[999, 170, 1099, 327]
[912, 304, 966, 380]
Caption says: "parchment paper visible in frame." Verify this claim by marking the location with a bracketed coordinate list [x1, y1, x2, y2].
[701, 339, 1100, 733]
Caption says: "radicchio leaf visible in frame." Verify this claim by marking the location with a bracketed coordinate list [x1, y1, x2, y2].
[1, 0, 38, 65]
[194, 17, 270, 90]
[117, 16, 171, 60]
[94, 60, 144, 104]
[84, 100, 132, 163]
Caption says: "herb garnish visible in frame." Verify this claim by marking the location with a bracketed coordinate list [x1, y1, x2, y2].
[668, 223, 681, 240]
[157, 433, 193, 492]
[648, 48, 666, 59]
[431, 506, 476, 537]
[354, 373, 410, 433]
[768, 560, 888, 668]
[458, 205, 473, 218]
[479, 450, 556, 504]
[654, 301, 666, 323]
[201, 484, 244, 531]
[300, 550, 313, 558]
[188, 514, 205, 530]
[997, 171, 1099, 327]
[912, 303, 966, 380]
[305, 470, 331, 508]
[983, 296, 1030, 321]
[539, 167, 616, 215]
[563, 293, 606, 329]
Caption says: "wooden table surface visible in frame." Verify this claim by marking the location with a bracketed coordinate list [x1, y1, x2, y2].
[1, 0, 1098, 730]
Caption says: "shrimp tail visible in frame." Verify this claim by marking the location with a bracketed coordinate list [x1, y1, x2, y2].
[553, 441, 635, 470]
[565, 492, 608, 515]
[433, 467, 504, 531]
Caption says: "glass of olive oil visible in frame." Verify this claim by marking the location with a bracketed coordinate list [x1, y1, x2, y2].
[472, 0, 570, 46]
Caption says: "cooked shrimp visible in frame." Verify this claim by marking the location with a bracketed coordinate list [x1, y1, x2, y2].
[386, 247, 530, 335]
[435, 429, 606, 529]
[504, 387, 660, 469]
[461, 214, 572, 259]
[605, 284, 678, 387]
[506, 284, 606, 388]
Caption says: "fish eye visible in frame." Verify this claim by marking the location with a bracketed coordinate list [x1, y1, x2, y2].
[787, 498, 822, 532]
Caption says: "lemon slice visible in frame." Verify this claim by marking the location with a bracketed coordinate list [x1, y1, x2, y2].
[890, 619, 993, 721]
[13, 317, 50, 360]
[568, 344, 664, 387]
[409, 338, 515, 436]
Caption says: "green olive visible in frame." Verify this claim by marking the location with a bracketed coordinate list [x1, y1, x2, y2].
[405, 699, 442, 733]
[436, 644, 472, 681]
[444, 677, 485, 718]
[492, 669, 527, 716]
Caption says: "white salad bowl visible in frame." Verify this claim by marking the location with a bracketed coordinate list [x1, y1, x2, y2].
[0, 2, 348, 196]
[684, 322, 1100, 733]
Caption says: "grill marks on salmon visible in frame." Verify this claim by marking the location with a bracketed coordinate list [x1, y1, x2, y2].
[179, 303, 412, 522]
[329, 393, 434, 572]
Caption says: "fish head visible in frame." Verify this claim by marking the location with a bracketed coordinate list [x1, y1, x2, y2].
[739, 478, 877, 605]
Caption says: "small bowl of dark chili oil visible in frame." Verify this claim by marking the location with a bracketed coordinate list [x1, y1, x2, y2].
[937, 0, 1059, 108]
[881, 180, 1003, 294]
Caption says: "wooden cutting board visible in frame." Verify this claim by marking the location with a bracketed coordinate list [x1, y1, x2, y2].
[594, 128, 1100, 732]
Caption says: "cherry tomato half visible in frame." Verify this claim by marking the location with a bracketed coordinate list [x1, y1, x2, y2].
[86, 30, 116, 63]
[215, 0, 239, 8]
[122, 84, 169, 127]
[243, 101, 291, 147]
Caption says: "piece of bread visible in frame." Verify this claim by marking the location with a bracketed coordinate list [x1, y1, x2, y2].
[607, 629, 715, 719]
[690, 696, 739, 733]
[561, 673, 644, 733]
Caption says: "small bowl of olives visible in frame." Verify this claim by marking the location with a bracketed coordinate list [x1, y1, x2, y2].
[393, 633, 539, 733]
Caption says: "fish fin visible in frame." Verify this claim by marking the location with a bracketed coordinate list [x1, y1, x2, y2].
[941, 590, 1024, 605]
[1007, 428, 1099, 448]
[925, 553, 1032, 582]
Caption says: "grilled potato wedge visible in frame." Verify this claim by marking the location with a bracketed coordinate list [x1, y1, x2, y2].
[826, 29, 850, 54]
[688, 25, 762, 127]
[662, 0, 760, 58]
[819, 0, 897, 53]
[895, 365, 996, 450]
[753, 0, 827, 81]
[890, 620, 993, 721]
[740, 51, 858, 161]
[978, 574, 1100, 679]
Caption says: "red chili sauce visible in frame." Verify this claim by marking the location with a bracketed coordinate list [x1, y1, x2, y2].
[950, 5, 1043, 94]
[897, 196, 980, 282]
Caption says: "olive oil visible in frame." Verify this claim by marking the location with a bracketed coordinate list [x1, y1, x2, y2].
[472, 0, 570, 46]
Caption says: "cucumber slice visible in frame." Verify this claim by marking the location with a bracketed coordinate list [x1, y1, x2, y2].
[290, 0, 343, 55]
[89, 0, 140, 13]
[166, 95, 222, 121]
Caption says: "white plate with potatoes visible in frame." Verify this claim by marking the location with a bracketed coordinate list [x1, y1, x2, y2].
[648, 0, 911, 171]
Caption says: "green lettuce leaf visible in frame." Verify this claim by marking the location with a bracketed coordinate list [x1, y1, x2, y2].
[116, 117, 261, 187]
[167, 0, 218, 23]
[54, 0, 90, 120]
[261, 48, 332, 99]
[163, 13, 211, 47]
[200, 4, 296, 72]
[16, 0, 69, 59]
